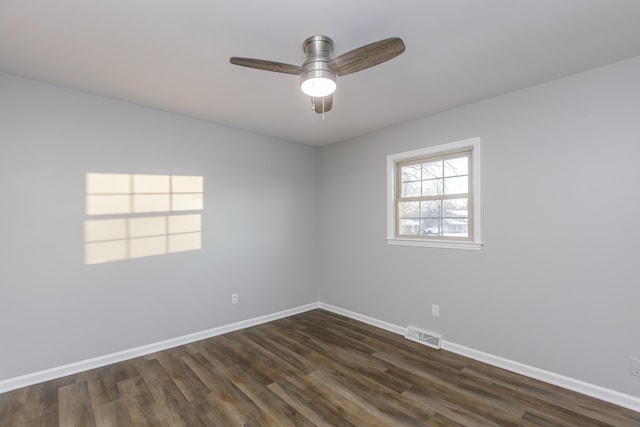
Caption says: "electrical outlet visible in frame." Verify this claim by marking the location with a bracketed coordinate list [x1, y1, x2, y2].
[232, 293, 238, 305]
[432, 304, 439, 317]
[630, 357, 640, 377]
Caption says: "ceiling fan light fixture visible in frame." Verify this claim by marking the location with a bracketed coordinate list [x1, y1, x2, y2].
[300, 69, 336, 97]
[230, 35, 405, 113]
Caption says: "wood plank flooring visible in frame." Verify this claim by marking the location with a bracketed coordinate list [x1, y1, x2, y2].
[1, 309, 639, 426]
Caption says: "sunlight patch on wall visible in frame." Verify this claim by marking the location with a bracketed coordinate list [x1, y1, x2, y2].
[84, 173, 203, 265]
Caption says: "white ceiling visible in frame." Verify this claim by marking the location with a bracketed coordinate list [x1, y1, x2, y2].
[1, 1, 640, 146]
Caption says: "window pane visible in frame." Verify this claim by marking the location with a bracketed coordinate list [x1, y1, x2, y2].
[400, 202, 419, 218]
[401, 165, 421, 182]
[444, 156, 468, 177]
[400, 219, 420, 236]
[402, 181, 421, 197]
[422, 179, 442, 196]
[420, 200, 440, 218]
[420, 219, 440, 236]
[444, 218, 468, 237]
[444, 176, 468, 195]
[422, 161, 442, 179]
[444, 198, 468, 217]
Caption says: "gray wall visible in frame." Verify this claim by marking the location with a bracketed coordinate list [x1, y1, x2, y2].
[0, 72, 319, 380]
[318, 56, 640, 396]
[2, 55, 639, 398]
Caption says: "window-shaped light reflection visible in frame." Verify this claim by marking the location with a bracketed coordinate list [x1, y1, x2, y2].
[168, 214, 201, 234]
[84, 214, 202, 264]
[130, 235, 167, 259]
[133, 174, 170, 193]
[172, 175, 203, 193]
[86, 173, 130, 194]
[85, 240, 127, 265]
[172, 175, 204, 211]
[85, 218, 127, 242]
[169, 233, 201, 253]
[84, 172, 203, 265]
[172, 193, 204, 211]
[129, 216, 166, 238]
[133, 194, 171, 213]
[86, 173, 204, 216]
[86, 195, 131, 215]
[168, 214, 201, 253]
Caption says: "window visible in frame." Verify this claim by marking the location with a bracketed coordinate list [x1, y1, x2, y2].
[387, 138, 482, 250]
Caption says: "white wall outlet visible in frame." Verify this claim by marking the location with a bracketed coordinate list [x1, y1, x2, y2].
[231, 293, 238, 305]
[432, 304, 440, 317]
[630, 357, 640, 377]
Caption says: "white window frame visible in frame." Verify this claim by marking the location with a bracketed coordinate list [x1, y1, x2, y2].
[386, 137, 482, 250]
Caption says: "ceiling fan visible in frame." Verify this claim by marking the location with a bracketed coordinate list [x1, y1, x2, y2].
[230, 35, 406, 114]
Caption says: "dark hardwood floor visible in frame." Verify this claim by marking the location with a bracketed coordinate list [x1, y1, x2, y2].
[1, 309, 639, 426]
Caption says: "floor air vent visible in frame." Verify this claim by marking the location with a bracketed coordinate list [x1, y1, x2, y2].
[405, 326, 441, 349]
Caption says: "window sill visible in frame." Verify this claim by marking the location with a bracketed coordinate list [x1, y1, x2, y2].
[386, 237, 483, 251]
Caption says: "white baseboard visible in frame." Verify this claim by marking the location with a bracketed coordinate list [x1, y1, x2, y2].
[441, 341, 640, 413]
[3, 301, 639, 414]
[0, 302, 320, 394]
[317, 302, 406, 335]
[318, 302, 640, 413]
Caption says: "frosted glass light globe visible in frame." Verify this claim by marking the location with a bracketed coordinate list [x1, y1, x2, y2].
[301, 76, 336, 97]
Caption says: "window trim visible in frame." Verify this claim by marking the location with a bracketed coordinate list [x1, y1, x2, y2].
[386, 137, 482, 250]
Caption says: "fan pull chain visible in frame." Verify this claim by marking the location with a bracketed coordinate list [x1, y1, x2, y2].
[322, 97, 325, 121]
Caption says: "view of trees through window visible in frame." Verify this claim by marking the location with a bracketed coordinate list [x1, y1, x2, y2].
[397, 153, 470, 238]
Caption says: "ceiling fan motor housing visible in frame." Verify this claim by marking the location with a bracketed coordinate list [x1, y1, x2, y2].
[301, 35, 337, 93]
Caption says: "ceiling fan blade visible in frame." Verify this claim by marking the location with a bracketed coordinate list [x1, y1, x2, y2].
[329, 37, 405, 76]
[311, 95, 333, 114]
[229, 57, 304, 75]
